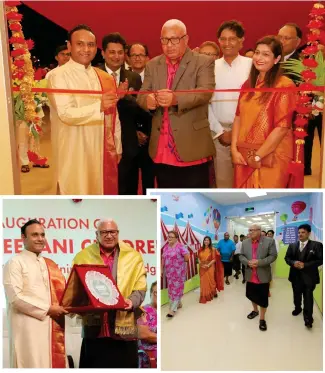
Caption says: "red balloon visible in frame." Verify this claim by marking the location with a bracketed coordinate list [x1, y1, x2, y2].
[291, 201, 306, 216]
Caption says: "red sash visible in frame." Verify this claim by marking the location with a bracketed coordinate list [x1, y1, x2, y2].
[214, 250, 224, 292]
[94, 68, 119, 195]
[43, 257, 66, 368]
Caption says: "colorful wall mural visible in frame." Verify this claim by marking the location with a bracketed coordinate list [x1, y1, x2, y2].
[159, 193, 323, 312]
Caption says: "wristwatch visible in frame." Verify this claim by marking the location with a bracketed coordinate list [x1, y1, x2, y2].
[254, 155, 261, 162]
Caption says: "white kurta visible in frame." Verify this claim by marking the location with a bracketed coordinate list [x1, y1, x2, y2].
[48, 59, 122, 195]
[3, 250, 52, 368]
[209, 55, 252, 136]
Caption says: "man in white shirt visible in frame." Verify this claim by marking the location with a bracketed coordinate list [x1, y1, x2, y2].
[48, 24, 121, 195]
[128, 43, 149, 83]
[234, 234, 246, 282]
[209, 20, 252, 188]
[277, 23, 302, 61]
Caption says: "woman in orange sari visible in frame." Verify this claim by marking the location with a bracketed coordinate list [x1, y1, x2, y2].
[231, 36, 297, 188]
[198, 236, 224, 303]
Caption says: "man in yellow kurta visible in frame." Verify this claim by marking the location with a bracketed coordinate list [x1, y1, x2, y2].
[72, 218, 147, 368]
[48, 24, 122, 195]
[3, 219, 68, 368]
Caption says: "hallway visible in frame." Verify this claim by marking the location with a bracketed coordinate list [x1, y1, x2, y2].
[161, 277, 323, 371]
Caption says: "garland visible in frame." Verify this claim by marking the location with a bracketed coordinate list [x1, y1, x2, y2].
[5, 1, 48, 165]
[286, 1, 325, 187]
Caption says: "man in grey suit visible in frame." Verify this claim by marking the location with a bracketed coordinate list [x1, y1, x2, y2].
[239, 224, 277, 331]
[137, 19, 216, 188]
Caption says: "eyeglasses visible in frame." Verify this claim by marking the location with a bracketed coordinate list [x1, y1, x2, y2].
[201, 52, 219, 57]
[98, 230, 119, 237]
[160, 35, 187, 45]
[168, 236, 176, 239]
[130, 54, 147, 59]
[277, 36, 298, 42]
[248, 229, 261, 232]
[219, 37, 239, 44]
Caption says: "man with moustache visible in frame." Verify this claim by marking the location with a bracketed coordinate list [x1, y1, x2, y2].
[285, 224, 323, 328]
[48, 24, 121, 195]
[209, 20, 252, 188]
[128, 42, 155, 194]
[73, 218, 147, 368]
[137, 19, 215, 188]
[239, 224, 277, 331]
[3, 219, 68, 368]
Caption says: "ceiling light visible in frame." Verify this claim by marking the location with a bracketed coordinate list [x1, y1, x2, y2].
[245, 191, 267, 198]
[246, 220, 252, 223]
[252, 217, 262, 221]
[240, 217, 245, 220]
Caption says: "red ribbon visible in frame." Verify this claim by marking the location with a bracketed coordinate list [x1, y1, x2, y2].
[11, 85, 325, 96]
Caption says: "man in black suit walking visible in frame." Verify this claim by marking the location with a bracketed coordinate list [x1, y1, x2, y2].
[99, 33, 142, 194]
[284, 224, 323, 328]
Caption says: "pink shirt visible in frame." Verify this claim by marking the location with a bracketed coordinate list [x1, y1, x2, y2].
[99, 246, 116, 337]
[250, 240, 261, 284]
[154, 57, 209, 167]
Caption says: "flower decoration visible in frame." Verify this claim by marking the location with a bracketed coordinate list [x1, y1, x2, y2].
[6, 2, 48, 165]
[283, 1, 325, 188]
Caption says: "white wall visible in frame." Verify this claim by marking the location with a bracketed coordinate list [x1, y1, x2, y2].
[2, 198, 158, 368]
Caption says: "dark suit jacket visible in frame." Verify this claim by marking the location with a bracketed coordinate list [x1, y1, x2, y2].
[137, 47, 216, 162]
[285, 240, 323, 286]
[98, 64, 143, 159]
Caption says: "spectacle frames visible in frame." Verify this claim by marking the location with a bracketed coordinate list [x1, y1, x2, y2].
[98, 230, 119, 237]
[277, 36, 298, 42]
[130, 54, 147, 58]
[248, 229, 261, 232]
[160, 35, 187, 45]
[201, 52, 218, 57]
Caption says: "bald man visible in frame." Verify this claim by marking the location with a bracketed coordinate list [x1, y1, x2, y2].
[72, 219, 147, 368]
[239, 224, 277, 331]
[137, 19, 215, 188]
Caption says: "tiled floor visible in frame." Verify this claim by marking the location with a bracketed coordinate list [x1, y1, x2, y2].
[20, 116, 321, 194]
[161, 277, 323, 371]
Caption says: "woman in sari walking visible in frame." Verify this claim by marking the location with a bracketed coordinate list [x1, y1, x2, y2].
[198, 236, 224, 303]
[231, 35, 297, 188]
[162, 231, 189, 317]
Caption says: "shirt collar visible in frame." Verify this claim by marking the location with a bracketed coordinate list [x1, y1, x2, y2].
[69, 58, 93, 71]
[166, 55, 182, 67]
[23, 249, 42, 259]
[221, 54, 241, 67]
[105, 65, 121, 77]
[251, 237, 260, 244]
[284, 50, 296, 61]
[99, 244, 116, 257]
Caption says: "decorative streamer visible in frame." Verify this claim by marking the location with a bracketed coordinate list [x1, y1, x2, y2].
[5, 1, 48, 165]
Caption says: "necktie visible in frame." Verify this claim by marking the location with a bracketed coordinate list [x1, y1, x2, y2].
[111, 72, 117, 81]
[299, 241, 304, 252]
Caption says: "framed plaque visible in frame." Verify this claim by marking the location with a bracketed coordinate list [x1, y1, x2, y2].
[60, 264, 128, 313]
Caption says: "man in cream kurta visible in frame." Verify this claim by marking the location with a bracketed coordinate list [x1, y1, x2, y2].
[3, 219, 67, 368]
[48, 25, 122, 195]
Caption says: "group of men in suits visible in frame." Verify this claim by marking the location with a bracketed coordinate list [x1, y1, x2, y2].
[239, 223, 322, 331]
